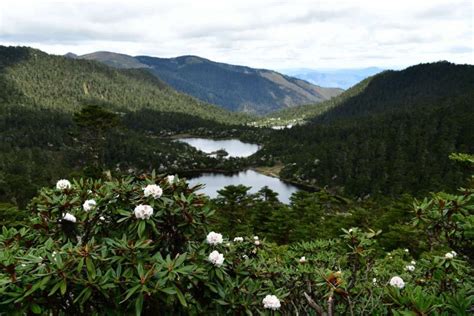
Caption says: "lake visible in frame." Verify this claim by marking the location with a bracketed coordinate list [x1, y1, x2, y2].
[177, 137, 260, 158]
[187, 169, 300, 204]
[178, 138, 300, 203]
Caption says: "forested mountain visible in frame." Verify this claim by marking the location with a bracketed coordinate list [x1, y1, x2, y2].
[255, 62, 474, 196]
[76, 51, 343, 115]
[313, 61, 474, 123]
[261, 62, 473, 125]
[0, 46, 248, 124]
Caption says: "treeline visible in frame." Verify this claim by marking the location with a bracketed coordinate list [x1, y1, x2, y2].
[210, 184, 420, 252]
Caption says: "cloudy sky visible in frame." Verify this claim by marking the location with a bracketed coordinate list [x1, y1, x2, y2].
[0, 0, 472, 70]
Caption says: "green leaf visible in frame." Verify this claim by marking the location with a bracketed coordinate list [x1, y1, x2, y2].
[121, 284, 141, 303]
[175, 286, 187, 307]
[138, 221, 146, 239]
[31, 304, 41, 314]
[86, 257, 96, 279]
[135, 293, 144, 316]
[60, 279, 67, 295]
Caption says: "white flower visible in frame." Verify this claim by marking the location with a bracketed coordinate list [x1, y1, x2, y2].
[206, 232, 223, 245]
[133, 205, 154, 220]
[143, 184, 163, 199]
[83, 199, 96, 212]
[348, 228, 353, 233]
[62, 213, 76, 223]
[56, 179, 71, 190]
[254, 240, 260, 246]
[445, 252, 454, 259]
[389, 276, 405, 289]
[405, 265, 415, 272]
[208, 250, 224, 267]
[404, 249, 409, 253]
[450, 251, 457, 257]
[167, 175, 175, 183]
[99, 216, 105, 221]
[299, 256, 307, 263]
[262, 294, 281, 310]
[372, 278, 377, 284]
[233, 237, 244, 242]
[411, 260, 416, 265]
[253, 236, 259, 240]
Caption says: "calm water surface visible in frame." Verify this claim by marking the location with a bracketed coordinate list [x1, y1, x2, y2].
[179, 138, 300, 203]
[188, 170, 299, 204]
[177, 138, 260, 158]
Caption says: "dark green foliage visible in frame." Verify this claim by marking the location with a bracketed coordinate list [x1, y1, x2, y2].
[256, 63, 474, 197]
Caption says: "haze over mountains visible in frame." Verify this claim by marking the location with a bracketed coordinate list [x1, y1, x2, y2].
[280, 67, 385, 89]
[74, 51, 343, 115]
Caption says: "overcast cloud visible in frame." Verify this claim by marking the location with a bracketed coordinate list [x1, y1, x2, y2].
[0, 0, 472, 69]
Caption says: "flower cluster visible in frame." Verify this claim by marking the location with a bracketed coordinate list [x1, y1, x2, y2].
[83, 199, 96, 212]
[262, 295, 281, 310]
[134, 205, 154, 220]
[405, 264, 415, 272]
[143, 184, 163, 199]
[206, 232, 223, 245]
[62, 213, 76, 223]
[56, 179, 71, 190]
[299, 256, 307, 263]
[167, 175, 175, 183]
[208, 250, 224, 267]
[445, 250, 457, 259]
[389, 276, 405, 289]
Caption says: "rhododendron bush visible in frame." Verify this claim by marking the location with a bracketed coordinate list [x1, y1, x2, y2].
[0, 167, 472, 314]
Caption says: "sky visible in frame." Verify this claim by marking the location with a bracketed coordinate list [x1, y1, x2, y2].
[0, 0, 472, 70]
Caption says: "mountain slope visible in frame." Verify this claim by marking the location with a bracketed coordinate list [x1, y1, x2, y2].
[261, 62, 474, 126]
[257, 62, 474, 196]
[77, 52, 343, 115]
[314, 61, 474, 123]
[0, 46, 248, 124]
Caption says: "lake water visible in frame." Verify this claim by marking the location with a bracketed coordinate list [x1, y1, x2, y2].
[177, 138, 260, 158]
[179, 138, 300, 203]
[187, 169, 300, 204]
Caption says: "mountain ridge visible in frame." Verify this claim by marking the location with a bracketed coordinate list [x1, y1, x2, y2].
[75, 51, 343, 115]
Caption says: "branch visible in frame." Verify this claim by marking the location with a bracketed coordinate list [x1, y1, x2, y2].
[304, 292, 326, 316]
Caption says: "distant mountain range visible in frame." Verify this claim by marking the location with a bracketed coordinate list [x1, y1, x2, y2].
[280, 67, 384, 89]
[72, 51, 343, 115]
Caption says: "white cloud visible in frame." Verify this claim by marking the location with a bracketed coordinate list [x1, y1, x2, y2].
[0, 0, 472, 69]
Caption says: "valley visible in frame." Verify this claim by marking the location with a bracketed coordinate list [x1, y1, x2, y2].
[0, 44, 472, 315]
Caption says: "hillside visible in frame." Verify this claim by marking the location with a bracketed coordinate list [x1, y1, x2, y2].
[76, 51, 343, 115]
[255, 62, 474, 196]
[261, 62, 474, 126]
[314, 61, 474, 123]
[0, 46, 248, 124]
